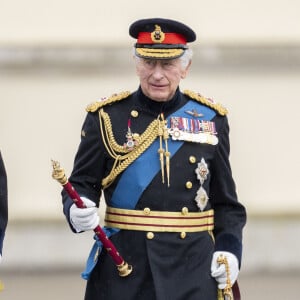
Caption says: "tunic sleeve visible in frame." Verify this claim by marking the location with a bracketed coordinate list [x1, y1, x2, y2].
[209, 116, 246, 265]
[62, 112, 106, 230]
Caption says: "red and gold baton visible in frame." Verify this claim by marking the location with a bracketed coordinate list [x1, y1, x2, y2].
[51, 160, 132, 277]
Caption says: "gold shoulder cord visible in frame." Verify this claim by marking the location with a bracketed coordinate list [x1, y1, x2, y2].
[183, 90, 228, 116]
[99, 110, 169, 188]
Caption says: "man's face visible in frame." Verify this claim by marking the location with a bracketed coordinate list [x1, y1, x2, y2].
[135, 57, 190, 102]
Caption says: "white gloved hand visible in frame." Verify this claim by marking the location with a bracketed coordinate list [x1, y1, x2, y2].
[70, 197, 99, 232]
[211, 251, 239, 289]
[0, 254, 2, 263]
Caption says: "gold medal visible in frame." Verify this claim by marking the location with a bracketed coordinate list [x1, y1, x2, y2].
[123, 119, 138, 151]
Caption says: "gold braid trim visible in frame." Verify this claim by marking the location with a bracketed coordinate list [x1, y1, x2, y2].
[183, 90, 228, 116]
[99, 109, 162, 188]
[86, 91, 131, 112]
[100, 109, 157, 155]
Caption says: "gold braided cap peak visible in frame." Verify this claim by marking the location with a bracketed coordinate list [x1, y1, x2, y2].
[86, 91, 131, 112]
[183, 90, 228, 116]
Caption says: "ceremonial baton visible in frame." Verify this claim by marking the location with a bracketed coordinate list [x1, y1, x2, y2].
[217, 255, 241, 300]
[51, 160, 132, 277]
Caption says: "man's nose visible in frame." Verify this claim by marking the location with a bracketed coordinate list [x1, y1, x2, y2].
[152, 63, 164, 79]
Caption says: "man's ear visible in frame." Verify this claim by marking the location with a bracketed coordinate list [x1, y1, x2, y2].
[181, 60, 192, 79]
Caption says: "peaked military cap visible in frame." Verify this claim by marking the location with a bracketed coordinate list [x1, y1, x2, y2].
[129, 18, 196, 59]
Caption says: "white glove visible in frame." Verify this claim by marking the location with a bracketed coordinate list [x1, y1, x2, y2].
[70, 197, 99, 232]
[0, 254, 2, 263]
[211, 251, 239, 289]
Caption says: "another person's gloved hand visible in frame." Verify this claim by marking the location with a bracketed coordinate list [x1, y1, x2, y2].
[70, 197, 99, 232]
[211, 251, 239, 289]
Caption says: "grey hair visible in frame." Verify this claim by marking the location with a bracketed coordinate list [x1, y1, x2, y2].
[179, 48, 193, 68]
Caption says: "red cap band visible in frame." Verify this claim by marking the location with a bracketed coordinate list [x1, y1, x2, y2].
[137, 32, 187, 45]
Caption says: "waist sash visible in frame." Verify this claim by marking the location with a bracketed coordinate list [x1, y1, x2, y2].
[105, 206, 214, 232]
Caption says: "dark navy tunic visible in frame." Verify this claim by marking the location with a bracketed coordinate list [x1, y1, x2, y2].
[63, 88, 246, 300]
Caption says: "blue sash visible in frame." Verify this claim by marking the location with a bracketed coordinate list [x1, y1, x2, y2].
[81, 99, 216, 279]
[110, 100, 216, 208]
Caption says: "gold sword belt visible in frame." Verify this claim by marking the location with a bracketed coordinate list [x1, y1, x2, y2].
[105, 206, 214, 232]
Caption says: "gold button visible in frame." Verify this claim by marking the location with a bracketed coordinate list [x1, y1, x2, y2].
[143, 207, 151, 215]
[189, 156, 196, 164]
[131, 110, 139, 117]
[147, 232, 154, 239]
[185, 181, 193, 189]
[180, 232, 186, 239]
[181, 207, 189, 215]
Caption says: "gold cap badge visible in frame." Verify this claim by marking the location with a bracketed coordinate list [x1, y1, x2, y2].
[151, 25, 165, 43]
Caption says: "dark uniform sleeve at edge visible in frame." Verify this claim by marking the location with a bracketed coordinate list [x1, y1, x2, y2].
[61, 112, 105, 233]
[0, 151, 8, 255]
[210, 116, 247, 266]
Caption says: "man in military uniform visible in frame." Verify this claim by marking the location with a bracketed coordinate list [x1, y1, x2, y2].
[0, 151, 8, 264]
[62, 18, 246, 300]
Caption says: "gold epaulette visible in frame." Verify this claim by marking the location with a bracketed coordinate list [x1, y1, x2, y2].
[183, 90, 228, 116]
[86, 91, 131, 112]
